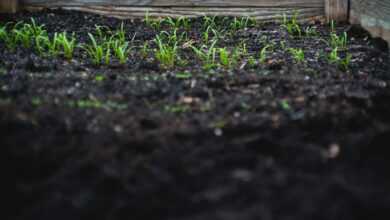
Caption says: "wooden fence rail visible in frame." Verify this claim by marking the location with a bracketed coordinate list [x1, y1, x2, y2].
[0, 0, 389, 46]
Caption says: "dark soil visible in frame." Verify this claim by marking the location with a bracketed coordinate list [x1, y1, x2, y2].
[1, 9, 390, 220]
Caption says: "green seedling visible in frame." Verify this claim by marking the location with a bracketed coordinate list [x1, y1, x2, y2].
[57, 32, 77, 60]
[178, 16, 191, 30]
[259, 45, 271, 64]
[31, 97, 42, 106]
[111, 40, 130, 64]
[114, 22, 126, 44]
[154, 34, 179, 68]
[26, 18, 46, 38]
[288, 48, 305, 63]
[35, 33, 63, 57]
[13, 18, 47, 48]
[13, 28, 32, 48]
[329, 32, 348, 50]
[191, 40, 218, 70]
[330, 20, 336, 33]
[280, 100, 291, 111]
[95, 75, 105, 82]
[339, 53, 352, 71]
[328, 47, 352, 71]
[158, 29, 187, 45]
[202, 16, 217, 30]
[164, 17, 190, 30]
[247, 56, 257, 67]
[280, 40, 287, 51]
[230, 17, 250, 32]
[328, 47, 340, 64]
[281, 12, 302, 37]
[175, 72, 192, 79]
[164, 104, 190, 113]
[218, 48, 233, 68]
[304, 26, 318, 37]
[0, 24, 18, 51]
[95, 25, 112, 41]
[144, 12, 164, 30]
[83, 33, 111, 65]
[237, 40, 248, 56]
[202, 26, 220, 43]
[140, 41, 149, 58]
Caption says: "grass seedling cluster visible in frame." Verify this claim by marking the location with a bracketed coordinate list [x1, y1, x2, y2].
[0, 13, 357, 72]
[281, 12, 302, 38]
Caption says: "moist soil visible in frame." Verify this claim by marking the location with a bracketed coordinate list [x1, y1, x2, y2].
[1, 9, 390, 220]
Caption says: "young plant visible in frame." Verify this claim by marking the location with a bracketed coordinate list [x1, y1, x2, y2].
[191, 40, 218, 70]
[0, 24, 18, 51]
[35, 33, 63, 57]
[154, 34, 179, 68]
[230, 17, 250, 32]
[57, 32, 77, 60]
[339, 53, 352, 71]
[26, 18, 47, 38]
[330, 20, 336, 33]
[114, 22, 126, 45]
[304, 26, 318, 37]
[202, 16, 217, 30]
[218, 48, 233, 68]
[163, 17, 190, 30]
[259, 45, 271, 64]
[140, 41, 149, 58]
[83, 33, 111, 65]
[281, 12, 302, 37]
[328, 47, 340, 64]
[178, 16, 191, 30]
[144, 12, 164, 30]
[94, 25, 112, 42]
[329, 32, 348, 50]
[288, 48, 305, 63]
[328, 47, 352, 71]
[13, 29, 32, 48]
[112, 40, 130, 64]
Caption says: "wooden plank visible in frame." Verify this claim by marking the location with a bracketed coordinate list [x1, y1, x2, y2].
[0, 0, 18, 13]
[325, 0, 349, 22]
[350, 0, 390, 46]
[21, 0, 324, 7]
[23, 6, 324, 21]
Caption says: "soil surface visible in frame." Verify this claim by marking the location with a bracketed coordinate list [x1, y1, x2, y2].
[1, 9, 390, 220]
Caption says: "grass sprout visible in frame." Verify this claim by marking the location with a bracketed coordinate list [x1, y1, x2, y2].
[230, 17, 251, 31]
[288, 48, 305, 63]
[154, 34, 179, 68]
[57, 32, 77, 60]
[191, 40, 218, 70]
[0, 24, 18, 51]
[259, 45, 271, 63]
[83, 33, 111, 65]
[112, 40, 130, 64]
[329, 32, 348, 50]
[281, 12, 302, 37]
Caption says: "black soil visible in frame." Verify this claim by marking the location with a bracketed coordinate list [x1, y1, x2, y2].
[1, 9, 390, 220]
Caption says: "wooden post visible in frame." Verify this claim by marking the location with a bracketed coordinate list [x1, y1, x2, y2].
[0, 0, 18, 13]
[325, 0, 349, 22]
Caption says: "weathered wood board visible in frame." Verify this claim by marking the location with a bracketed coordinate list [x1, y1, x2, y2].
[350, 0, 390, 46]
[24, 6, 324, 21]
[22, 0, 323, 7]
[325, 0, 348, 22]
[20, 0, 325, 21]
[0, 0, 18, 13]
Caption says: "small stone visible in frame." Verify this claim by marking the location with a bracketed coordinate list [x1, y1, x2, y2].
[326, 143, 340, 159]
[232, 169, 253, 182]
[114, 125, 123, 133]
[214, 128, 223, 137]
